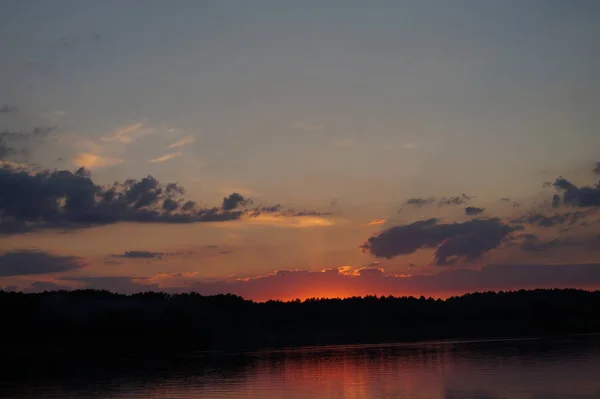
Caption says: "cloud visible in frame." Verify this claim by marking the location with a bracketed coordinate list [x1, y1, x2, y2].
[360, 218, 520, 265]
[108, 250, 194, 260]
[465, 207, 485, 216]
[0, 105, 17, 113]
[197, 263, 600, 300]
[222, 192, 251, 210]
[511, 210, 596, 228]
[110, 251, 163, 259]
[403, 142, 418, 149]
[101, 122, 155, 144]
[57, 263, 600, 300]
[167, 135, 195, 149]
[0, 167, 240, 233]
[0, 127, 56, 160]
[0, 166, 320, 234]
[552, 176, 600, 207]
[0, 250, 84, 276]
[403, 194, 472, 208]
[439, 194, 472, 206]
[404, 197, 437, 207]
[245, 213, 335, 228]
[594, 161, 600, 177]
[72, 152, 123, 169]
[367, 219, 386, 225]
[520, 233, 600, 252]
[148, 152, 183, 163]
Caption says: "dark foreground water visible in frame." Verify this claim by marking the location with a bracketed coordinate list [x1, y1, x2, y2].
[3, 335, 600, 398]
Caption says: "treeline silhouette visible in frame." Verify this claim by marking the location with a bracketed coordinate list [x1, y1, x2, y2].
[1, 289, 600, 357]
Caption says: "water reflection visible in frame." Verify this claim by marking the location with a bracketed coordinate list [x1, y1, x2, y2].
[3, 336, 600, 398]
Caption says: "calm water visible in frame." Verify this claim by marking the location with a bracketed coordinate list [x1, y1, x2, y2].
[3, 336, 600, 399]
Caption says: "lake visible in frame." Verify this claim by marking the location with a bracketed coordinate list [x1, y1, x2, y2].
[3, 335, 600, 398]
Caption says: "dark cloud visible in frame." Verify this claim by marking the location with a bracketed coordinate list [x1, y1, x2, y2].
[0, 105, 17, 114]
[162, 197, 179, 211]
[552, 194, 561, 208]
[111, 251, 163, 259]
[552, 177, 600, 207]
[285, 209, 333, 217]
[594, 161, 600, 177]
[403, 194, 473, 208]
[360, 218, 520, 265]
[108, 250, 194, 260]
[0, 167, 274, 234]
[222, 193, 251, 210]
[439, 193, 472, 206]
[0, 126, 56, 160]
[511, 210, 596, 228]
[405, 197, 436, 207]
[181, 200, 196, 212]
[465, 207, 485, 216]
[520, 233, 600, 252]
[0, 250, 84, 276]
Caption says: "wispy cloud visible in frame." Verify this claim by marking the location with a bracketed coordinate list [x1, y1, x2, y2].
[367, 219, 386, 225]
[403, 142, 418, 149]
[148, 152, 183, 163]
[73, 152, 123, 169]
[168, 135, 195, 149]
[101, 121, 155, 144]
[246, 213, 335, 228]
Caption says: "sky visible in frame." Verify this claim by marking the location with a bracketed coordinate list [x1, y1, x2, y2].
[1, 0, 600, 300]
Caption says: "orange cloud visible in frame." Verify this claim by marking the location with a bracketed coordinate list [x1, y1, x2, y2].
[174, 264, 600, 301]
[367, 219, 386, 225]
[101, 122, 155, 144]
[148, 152, 183, 163]
[167, 135, 195, 149]
[72, 152, 123, 169]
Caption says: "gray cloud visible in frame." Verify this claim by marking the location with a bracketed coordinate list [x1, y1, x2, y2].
[405, 197, 436, 207]
[594, 161, 600, 177]
[222, 192, 251, 210]
[361, 218, 520, 265]
[552, 177, 600, 207]
[0, 105, 17, 114]
[108, 250, 194, 260]
[520, 233, 600, 252]
[403, 194, 472, 208]
[110, 251, 163, 259]
[439, 193, 472, 206]
[0, 126, 56, 160]
[0, 250, 85, 276]
[511, 210, 596, 228]
[0, 167, 272, 234]
[465, 206, 485, 216]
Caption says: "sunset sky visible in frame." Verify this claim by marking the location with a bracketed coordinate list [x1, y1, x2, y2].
[1, 1, 600, 300]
